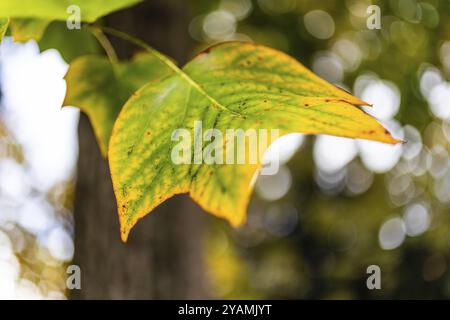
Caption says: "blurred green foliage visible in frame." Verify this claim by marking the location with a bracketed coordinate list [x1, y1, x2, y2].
[191, 0, 450, 299]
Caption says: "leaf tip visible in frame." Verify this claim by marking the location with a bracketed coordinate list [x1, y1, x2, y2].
[397, 138, 407, 145]
[118, 205, 134, 243]
[229, 217, 246, 228]
[120, 225, 130, 243]
[383, 128, 405, 145]
[227, 209, 248, 228]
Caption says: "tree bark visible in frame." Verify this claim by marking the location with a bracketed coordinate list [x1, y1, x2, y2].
[72, 0, 208, 299]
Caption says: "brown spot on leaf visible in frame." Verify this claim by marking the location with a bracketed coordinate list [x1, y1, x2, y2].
[127, 145, 134, 156]
[196, 52, 209, 60]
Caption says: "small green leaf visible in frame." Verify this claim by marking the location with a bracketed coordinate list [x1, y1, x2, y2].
[0, 17, 9, 42]
[6, 19, 99, 62]
[39, 21, 99, 63]
[0, 0, 142, 22]
[9, 18, 51, 42]
[108, 42, 401, 241]
[64, 53, 174, 156]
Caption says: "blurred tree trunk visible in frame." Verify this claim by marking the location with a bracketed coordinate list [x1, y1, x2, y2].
[72, 0, 209, 299]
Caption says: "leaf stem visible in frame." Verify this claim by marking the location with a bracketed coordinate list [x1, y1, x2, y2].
[90, 25, 242, 117]
[91, 25, 178, 70]
[89, 26, 119, 64]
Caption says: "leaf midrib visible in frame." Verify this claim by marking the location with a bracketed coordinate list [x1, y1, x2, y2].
[154, 50, 244, 117]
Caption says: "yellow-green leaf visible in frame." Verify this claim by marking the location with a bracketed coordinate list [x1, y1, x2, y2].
[1, 1, 142, 43]
[9, 18, 51, 42]
[108, 42, 401, 242]
[64, 53, 174, 156]
[0, 17, 9, 42]
[0, 0, 142, 22]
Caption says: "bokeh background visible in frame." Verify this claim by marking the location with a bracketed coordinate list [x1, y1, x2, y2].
[0, 0, 449, 299]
